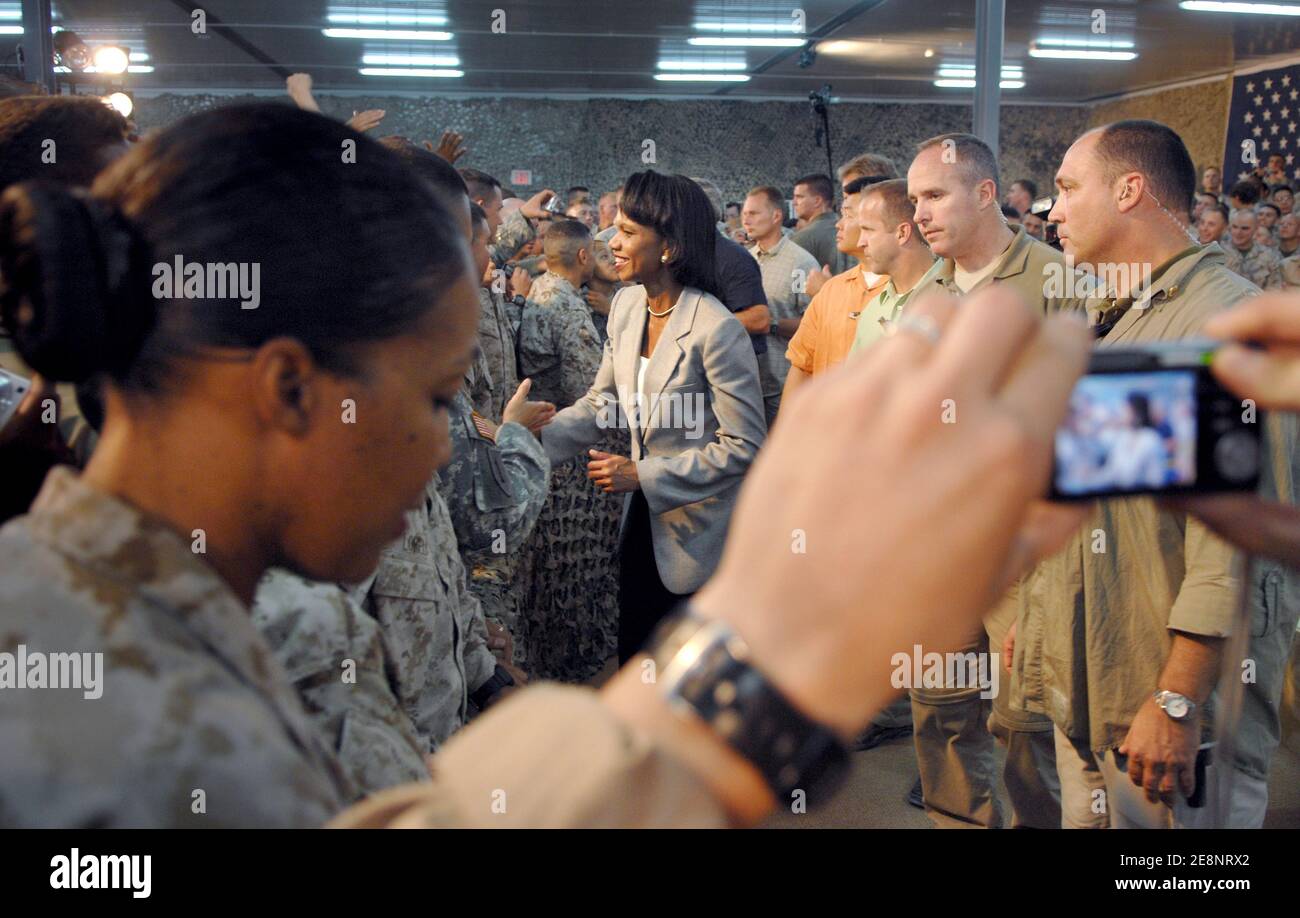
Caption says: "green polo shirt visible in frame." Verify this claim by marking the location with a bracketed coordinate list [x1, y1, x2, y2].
[847, 275, 928, 355]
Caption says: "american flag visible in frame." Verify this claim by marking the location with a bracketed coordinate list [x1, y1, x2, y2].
[1222, 61, 1300, 186]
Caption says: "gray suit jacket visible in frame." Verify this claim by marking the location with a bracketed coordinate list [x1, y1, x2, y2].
[540, 285, 766, 594]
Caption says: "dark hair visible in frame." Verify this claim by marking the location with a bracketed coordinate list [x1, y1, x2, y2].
[793, 173, 835, 206]
[459, 167, 501, 203]
[565, 185, 591, 204]
[0, 103, 470, 389]
[1127, 393, 1153, 428]
[1270, 183, 1295, 197]
[1228, 179, 1263, 206]
[380, 136, 468, 202]
[842, 174, 888, 196]
[1011, 179, 1038, 199]
[725, 201, 741, 212]
[1092, 120, 1197, 213]
[916, 133, 1000, 195]
[1205, 203, 1231, 223]
[1259, 202, 1281, 217]
[0, 95, 130, 191]
[469, 202, 489, 234]
[543, 217, 592, 266]
[1001, 204, 1021, 220]
[619, 169, 719, 298]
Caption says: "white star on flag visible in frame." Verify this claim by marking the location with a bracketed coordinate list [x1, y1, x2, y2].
[1248, 82, 1256, 92]
[1266, 78, 1274, 89]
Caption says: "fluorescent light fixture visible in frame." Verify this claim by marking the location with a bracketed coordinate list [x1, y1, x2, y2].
[654, 73, 750, 82]
[0, 10, 21, 21]
[937, 67, 1022, 78]
[324, 28, 453, 40]
[0, 25, 21, 34]
[1029, 47, 1137, 60]
[687, 37, 805, 47]
[359, 67, 463, 77]
[657, 59, 747, 70]
[1033, 36, 1135, 49]
[328, 11, 448, 26]
[933, 79, 1024, 89]
[693, 20, 802, 32]
[362, 52, 460, 67]
[1179, 1, 1300, 13]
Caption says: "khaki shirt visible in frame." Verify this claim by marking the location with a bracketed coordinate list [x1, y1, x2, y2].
[909, 227, 1093, 315]
[1013, 244, 1299, 765]
[0, 469, 351, 826]
[1223, 242, 1283, 290]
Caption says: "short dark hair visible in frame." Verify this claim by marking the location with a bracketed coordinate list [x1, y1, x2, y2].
[0, 96, 130, 191]
[0, 103, 469, 390]
[469, 202, 489, 235]
[793, 173, 835, 206]
[915, 133, 1000, 195]
[620, 169, 719, 299]
[861, 179, 919, 232]
[1093, 120, 1197, 213]
[1228, 179, 1264, 206]
[380, 137, 467, 201]
[1206, 203, 1231, 223]
[747, 185, 784, 211]
[543, 217, 592, 266]
[1259, 202, 1281, 218]
[1011, 179, 1038, 199]
[565, 185, 591, 204]
[725, 200, 741, 212]
[459, 167, 501, 203]
[1270, 183, 1295, 197]
[842, 174, 888, 196]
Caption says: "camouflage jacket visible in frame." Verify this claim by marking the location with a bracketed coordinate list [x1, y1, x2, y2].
[0, 468, 350, 826]
[517, 271, 604, 408]
[437, 390, 549, 556]
[252, 570, 429, 799]
[467, 286, 520, 424]
[351, 475, 498, 751]
[1224, 243, 1284, 290]
[490, 208, 536, 270]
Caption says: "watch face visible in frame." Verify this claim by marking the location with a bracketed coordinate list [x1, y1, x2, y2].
[1166, 695, 1189, 718]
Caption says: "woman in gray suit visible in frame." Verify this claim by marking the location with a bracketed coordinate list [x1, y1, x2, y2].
[540, 170, 767, 661]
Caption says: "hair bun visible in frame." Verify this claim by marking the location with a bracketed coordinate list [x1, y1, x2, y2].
[0, 181, 154, 383]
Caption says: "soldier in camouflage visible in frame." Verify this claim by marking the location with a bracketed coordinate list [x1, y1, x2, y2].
[512, 220, 626, 683]
[1224, 209, 1284, 289]
[0, 469, 351, 826]
[253, 570, 429, 798]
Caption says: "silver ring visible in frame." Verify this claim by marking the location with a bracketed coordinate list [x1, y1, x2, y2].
[888, 314, 941, 346]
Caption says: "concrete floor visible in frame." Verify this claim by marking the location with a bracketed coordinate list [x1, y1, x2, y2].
[761, 728, 1300, 829]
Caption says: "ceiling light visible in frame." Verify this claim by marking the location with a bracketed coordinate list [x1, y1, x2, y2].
[656, 60, 747, 70]
[937, 67, 1022, 79]
[693, 20, 802, 33]
[327, 10, 448, 26]
[1033, 37, 1135, 49]
[924, 48, 935, 57]
[0, 25, 21, 34]
[654, 73, 751, 82]
[1028, 47, 1137, 60]
[105, 91, 133, 117]
[688, 37, 805, 47]
[361, 52, 460, 67]
[1179, 1, 1300, 13]
[358, 67, 463, 77]
[92, 45, 130, 75]
[933, 79, 1024, 89]
[324, 28, 453, 40]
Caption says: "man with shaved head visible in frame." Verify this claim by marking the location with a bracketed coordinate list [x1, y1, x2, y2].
[1025, 119, 1298, 828]
[1224, 208, 1283, 289]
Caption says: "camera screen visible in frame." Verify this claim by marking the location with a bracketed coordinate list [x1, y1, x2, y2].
[1054, 370, 1198, 496]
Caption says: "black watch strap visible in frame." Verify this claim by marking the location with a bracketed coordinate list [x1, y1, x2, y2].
[470, 663, 515, 709]
[649, 611, 850, 804]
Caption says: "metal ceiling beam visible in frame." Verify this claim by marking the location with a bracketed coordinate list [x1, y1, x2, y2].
[162, 0, 292, 81]
[973, 0, 1005, 158]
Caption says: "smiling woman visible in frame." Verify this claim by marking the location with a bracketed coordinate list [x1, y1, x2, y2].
[0, 103, 480, 827]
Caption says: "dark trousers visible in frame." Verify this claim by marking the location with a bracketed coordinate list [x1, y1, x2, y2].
[617, 491, 691, 663]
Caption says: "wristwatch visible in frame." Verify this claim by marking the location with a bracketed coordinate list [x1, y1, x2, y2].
[510, 293, 527, 308]
[768, 319, 780, 337]
[1153, 689, 1198, 721]
[648, 610, 850, 805]
[470, 663, 516, 710]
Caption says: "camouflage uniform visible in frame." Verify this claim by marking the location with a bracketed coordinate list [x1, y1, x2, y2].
[512, 271, 625, 682]
[352, 475, 498, 751]
[513, 253, 547, 278]
[490, 208, 535, 270]
[437, 390, 550, 659]
[1224, 243, 1284, 289]
[252, 570, 429, 798]
[0, 468, 351, 826]
[466, 286, 519, 424]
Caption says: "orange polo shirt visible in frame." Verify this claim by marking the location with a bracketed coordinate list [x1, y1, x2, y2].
[784, 264, 890, 376]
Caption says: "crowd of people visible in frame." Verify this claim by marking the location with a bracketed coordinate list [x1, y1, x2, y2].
[0, 84, 1297, 830]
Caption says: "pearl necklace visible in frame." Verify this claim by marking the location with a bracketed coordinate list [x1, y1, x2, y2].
[647, 302, 676, 317]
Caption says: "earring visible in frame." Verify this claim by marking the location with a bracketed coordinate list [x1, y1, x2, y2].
[660, 253, 668, 263]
